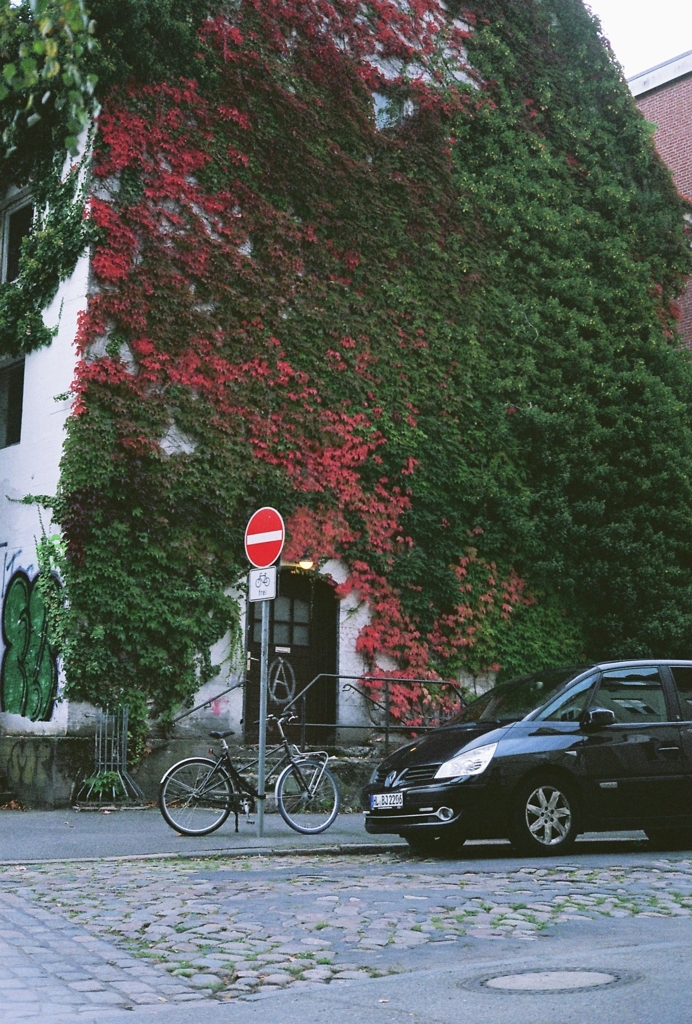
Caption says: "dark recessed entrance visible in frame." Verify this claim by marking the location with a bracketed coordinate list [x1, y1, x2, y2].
[244, 570, 338, 744]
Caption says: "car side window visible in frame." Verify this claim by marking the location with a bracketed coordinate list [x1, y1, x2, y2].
[670, 666, 692, 721]
[537, 673, 599, 722]
[594, 668, 667, 723]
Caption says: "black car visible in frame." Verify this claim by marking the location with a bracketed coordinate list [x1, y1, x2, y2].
[361, 661, 692, 855]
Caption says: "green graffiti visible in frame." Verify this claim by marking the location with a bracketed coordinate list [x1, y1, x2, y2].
[1, 571, 58, 721]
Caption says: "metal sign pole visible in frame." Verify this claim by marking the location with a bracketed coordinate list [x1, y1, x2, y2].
[244, 507, 284, 840]
[257, 597, 270, 837]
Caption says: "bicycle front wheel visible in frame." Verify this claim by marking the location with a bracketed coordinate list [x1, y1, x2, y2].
[159, 757, 233, 836]
[275, 759, 340, 834]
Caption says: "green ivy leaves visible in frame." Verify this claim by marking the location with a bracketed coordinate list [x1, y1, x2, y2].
[0, 0, 97, 156]
[0, 156, 90, 358]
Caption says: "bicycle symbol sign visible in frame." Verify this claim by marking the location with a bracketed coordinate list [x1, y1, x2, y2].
[248, 565, 277, 602]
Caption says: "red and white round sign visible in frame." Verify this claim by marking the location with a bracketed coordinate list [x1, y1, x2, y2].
[244, 507, 285, 568]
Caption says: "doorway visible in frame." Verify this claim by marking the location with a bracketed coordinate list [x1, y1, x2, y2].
[244, 570, 338, 744]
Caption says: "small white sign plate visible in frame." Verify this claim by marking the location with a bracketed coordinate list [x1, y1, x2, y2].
[249, 565, 277, 602]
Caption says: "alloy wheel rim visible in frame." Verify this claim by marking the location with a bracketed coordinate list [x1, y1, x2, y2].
[525, 785, 572, 845]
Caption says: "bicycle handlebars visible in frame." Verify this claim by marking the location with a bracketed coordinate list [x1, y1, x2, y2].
[251, 712, 298, 726]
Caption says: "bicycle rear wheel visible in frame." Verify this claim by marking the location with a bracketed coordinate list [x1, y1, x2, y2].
[275, 759, 340, 834]
[159, 757, 233, 836]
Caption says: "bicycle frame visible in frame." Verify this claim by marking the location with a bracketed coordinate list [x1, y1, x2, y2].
[207, 714, 331, 831]
[233, 742, 294, 780]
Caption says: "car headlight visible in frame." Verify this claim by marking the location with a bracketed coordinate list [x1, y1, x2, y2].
[434, 742, 498, 780]
[369, 765, 380, 784]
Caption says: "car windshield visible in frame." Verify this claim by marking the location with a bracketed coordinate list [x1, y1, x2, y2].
[449, 667, 588, 725]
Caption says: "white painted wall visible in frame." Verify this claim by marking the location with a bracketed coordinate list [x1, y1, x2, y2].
[322, 559, 373, 740]
[173, 607, 246, 738]
[0, 245, 89, 736]
[458, 669, 496, 697]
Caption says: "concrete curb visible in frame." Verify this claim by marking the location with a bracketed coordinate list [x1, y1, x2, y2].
[0, 841, 409, 867]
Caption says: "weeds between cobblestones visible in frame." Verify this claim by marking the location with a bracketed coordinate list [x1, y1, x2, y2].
[2, 852, 692, 1008]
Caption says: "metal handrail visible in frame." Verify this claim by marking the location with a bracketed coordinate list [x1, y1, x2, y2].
[283, 673, 464, 755]
[171, 679, 244, 724]
[170, 672, 465, 756]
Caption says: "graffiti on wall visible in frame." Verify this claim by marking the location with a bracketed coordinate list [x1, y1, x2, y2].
[1, 570, 58, 721]
[7, 738, 53, 793]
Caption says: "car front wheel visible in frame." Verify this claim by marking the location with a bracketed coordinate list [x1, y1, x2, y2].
[512, 777, 579, 856]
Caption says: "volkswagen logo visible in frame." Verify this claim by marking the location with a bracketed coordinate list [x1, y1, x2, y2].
[385, 771, 398, 788]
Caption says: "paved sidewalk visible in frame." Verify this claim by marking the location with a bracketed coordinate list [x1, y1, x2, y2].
[0, 808, 403, 864]
[0, 807, 651, 865]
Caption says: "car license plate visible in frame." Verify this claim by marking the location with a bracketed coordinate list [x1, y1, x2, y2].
[371, 792, 403, 810]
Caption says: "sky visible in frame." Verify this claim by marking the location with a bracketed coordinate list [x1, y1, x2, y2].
[585, 0, 692, 78]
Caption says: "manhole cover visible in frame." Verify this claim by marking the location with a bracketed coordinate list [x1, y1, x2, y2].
[484, 970, 617, 992]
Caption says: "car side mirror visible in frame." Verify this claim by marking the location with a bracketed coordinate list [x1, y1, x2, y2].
[581, 707, 616, 731]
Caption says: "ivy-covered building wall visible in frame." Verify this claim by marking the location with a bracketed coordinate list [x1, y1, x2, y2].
[1, 0, 692, 793]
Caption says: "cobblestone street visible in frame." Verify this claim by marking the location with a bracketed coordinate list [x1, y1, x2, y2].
[3, 840, 692, 1019]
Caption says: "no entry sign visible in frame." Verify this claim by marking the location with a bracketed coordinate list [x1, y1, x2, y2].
[244, 507, 285, 568]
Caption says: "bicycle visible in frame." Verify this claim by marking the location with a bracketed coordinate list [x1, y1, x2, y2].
[158, 713, 340, 837]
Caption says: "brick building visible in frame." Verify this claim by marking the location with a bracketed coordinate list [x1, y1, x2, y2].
[630, 51, 692, 349]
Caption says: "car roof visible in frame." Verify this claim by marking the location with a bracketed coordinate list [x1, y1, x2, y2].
[593, 659, 692, 668]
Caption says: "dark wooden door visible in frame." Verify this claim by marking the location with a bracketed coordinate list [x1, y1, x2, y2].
[244, 570, 337, 744]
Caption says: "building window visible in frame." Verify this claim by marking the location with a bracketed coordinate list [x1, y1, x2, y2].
[250, 593, 311, 647]
[1, 193, 33, 284]
[372, 92, 415, 130]
[0, 359, 25, 448]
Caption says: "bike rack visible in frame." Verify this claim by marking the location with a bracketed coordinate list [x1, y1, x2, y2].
[73, 706, 146, 806]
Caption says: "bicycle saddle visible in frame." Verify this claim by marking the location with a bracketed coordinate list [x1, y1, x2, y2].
[209, 729, 234, 739]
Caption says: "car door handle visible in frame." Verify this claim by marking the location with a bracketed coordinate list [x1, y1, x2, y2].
[658, 746, 680, 752]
